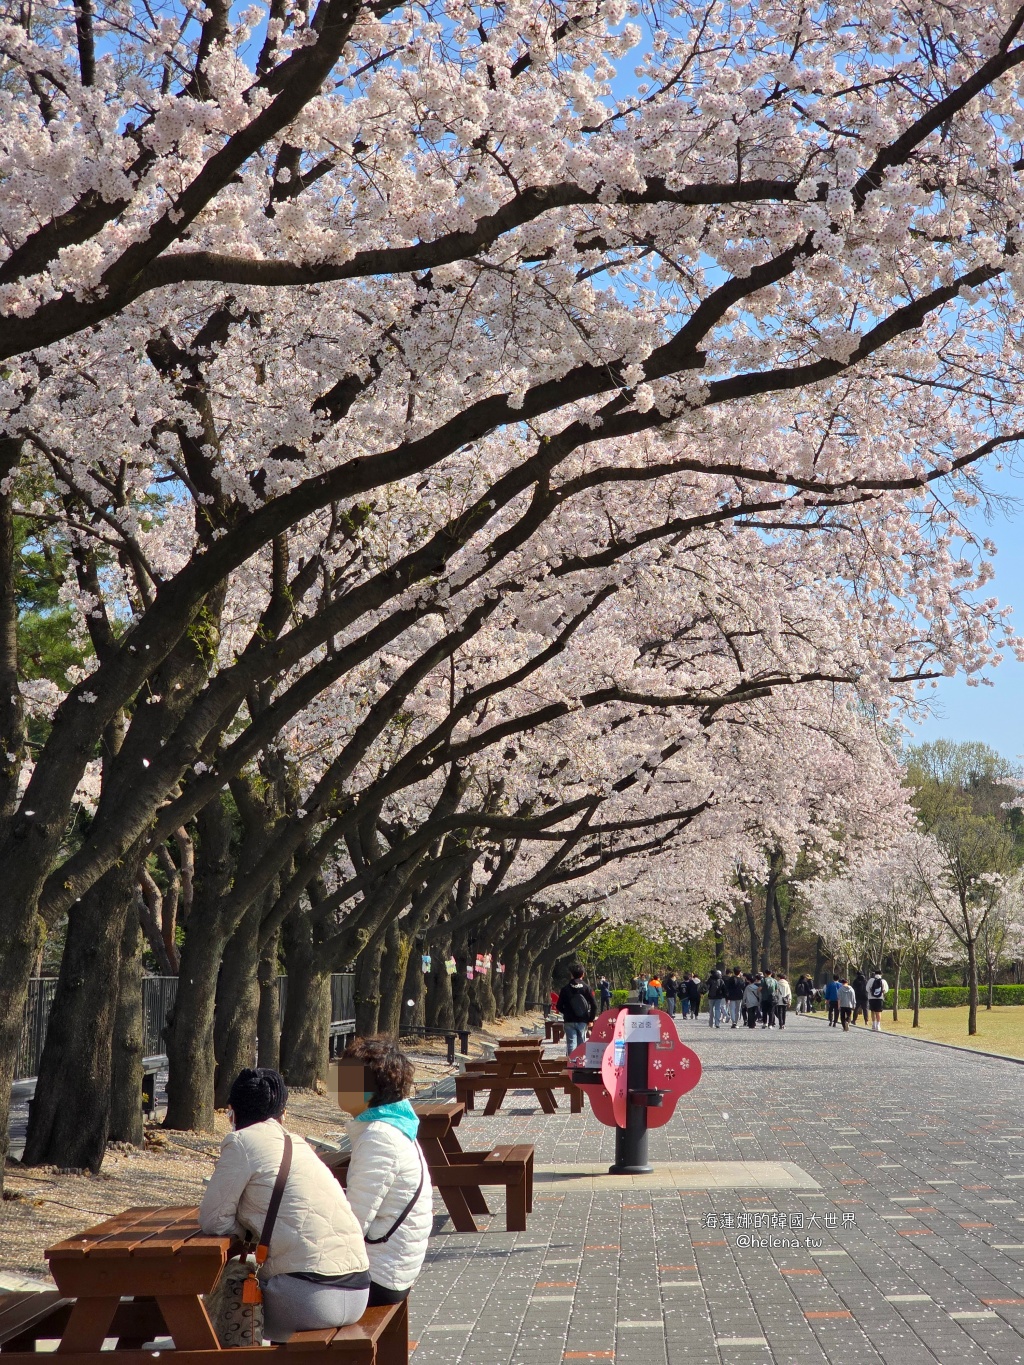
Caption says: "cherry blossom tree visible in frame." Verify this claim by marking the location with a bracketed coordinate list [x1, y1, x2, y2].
[9, 0, 1024, 1176]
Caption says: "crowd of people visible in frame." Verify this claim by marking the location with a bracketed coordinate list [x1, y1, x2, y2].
[629, 968, 803, 1029]
[553, 966, 895, 1046]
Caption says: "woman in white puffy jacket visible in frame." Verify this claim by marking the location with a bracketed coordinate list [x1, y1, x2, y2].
[343, 1037, 433, 1307]
[199, 1068, 370, 1339]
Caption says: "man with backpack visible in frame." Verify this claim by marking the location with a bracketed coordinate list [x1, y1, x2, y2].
[706, 970, 726, 1028]
[759, 970, 777, 1028]
[685, 973, 702, 1020]
[556, 966, 598, 1055]
[724, 969, 745, 1027]
[867, 969, 889, 1031]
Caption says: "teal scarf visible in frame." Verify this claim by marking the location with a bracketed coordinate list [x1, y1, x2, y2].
[354, 1099, 419, 1141]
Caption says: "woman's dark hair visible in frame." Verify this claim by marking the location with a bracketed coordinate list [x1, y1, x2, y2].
[344, 1036, 414, 1105]
[228, 1068, 288, 1130]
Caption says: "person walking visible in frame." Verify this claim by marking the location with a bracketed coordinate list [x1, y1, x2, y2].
[852, 970, 869, 1026]
[759, 970, 777, 1029]
[794, 975, 811, 1014]
[742, 974, 761, 1029]
[679, 973, 692, 1019]
[636, 975, 648, 1003]
[706, 970, 725, 1028]
[686, 973, 703, 1021]
[599, 976, 612, 1011]
[725, 969, 744, 1028]
[774, 973, 792, 1029]
[664, 972, 679, 1016]
[867, 968, 890, 1031]
[823, 976, 840, 1027]
[837, 978, 856, 1031]
[557, 965, 597, 1055]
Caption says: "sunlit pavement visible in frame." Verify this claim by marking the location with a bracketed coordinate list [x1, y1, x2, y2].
[409, 1013, 1024, 1364]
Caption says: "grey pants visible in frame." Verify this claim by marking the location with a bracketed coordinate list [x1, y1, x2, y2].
[263, 1275, 369, 1341]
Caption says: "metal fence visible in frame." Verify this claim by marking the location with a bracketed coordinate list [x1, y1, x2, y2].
[17, 972, 355, 1082]
[277, 974, 356, 1035]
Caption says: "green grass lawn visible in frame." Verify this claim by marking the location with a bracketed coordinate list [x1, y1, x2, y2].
[870, 1004, 1024, 1058]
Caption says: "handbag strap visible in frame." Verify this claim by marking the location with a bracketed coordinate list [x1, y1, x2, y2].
[365, 1144, 425, 1246]
[254, 1132, 293, 1265]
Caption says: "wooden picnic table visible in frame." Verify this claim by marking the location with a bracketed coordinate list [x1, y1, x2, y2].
[413, 1102, 533, 1234]
[2, 1206, 407, 1363]
[455, 1042, 582, 1116]
[318, 1103, 533, 1236]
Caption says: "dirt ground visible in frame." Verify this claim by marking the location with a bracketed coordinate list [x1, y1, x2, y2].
[1, 1014, 543, 1280]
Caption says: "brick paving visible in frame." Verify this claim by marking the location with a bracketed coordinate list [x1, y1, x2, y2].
[409, 1014, 1024, 1365]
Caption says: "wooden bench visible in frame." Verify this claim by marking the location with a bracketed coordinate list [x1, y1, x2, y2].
[429, 1143, 534, 1232]
[0, 1291, 71, 1352]
[0, 1292, 407, 1363]
[0, 1212, 409, 1364]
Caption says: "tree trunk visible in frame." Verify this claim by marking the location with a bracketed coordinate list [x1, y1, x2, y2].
[257, 936, 282, 1070]
[163, 926, 224, 1129]
[425, 953, 455, 1032]
[743, 900, 759, 975]
[474, 967, 497, 1024]
[967, 936, 979, 1036]
[892, 954, 902, 1022]
[773, 897, 790, 975]
[163, 798, 234, 1130]
[401, 946, 426, 1031]
[279, 908, 331, 1087]
[109, 908, 144, 1146]
[760, 886, 776, 971]
[813, 936, 828, 987]
[213, 903, 261, 1105]
[912, 964, 921, 1028]
[280, 958, 331, 1088]
[377, 919, 411, 1038]
[23, 851, 138, 1170]
[353, 933, 385, 1036]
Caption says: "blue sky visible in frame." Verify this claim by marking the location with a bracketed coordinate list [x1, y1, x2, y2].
[910, 463, 1024, 762]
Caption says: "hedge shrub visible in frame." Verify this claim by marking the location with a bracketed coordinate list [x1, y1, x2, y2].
[882, 984, 1024, 1009]
[610, 989, 632, 1007]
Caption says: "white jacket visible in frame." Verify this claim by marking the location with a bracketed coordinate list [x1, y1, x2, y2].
[344, 1118, 433, 1291]
[199, 1119, 368, 1280]
[776, 980, 792, 1006]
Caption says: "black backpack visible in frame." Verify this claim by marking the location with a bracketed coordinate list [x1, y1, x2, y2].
[868, 976, 886, 1001]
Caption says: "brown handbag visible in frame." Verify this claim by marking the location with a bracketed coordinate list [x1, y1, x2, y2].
[204, 1133, 293, 1346]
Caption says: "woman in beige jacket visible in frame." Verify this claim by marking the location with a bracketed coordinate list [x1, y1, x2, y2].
[199, 1069, 369, 1340]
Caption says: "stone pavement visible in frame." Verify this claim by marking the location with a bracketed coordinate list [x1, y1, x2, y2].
[408, 1014, 1024, 1365]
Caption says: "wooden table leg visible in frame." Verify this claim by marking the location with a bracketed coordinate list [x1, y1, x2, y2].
[433, 1132, 489, 1217]
[156, 1296, 221, 1351]
[506, 1176, 528, 1232]
[536, 1086, 558, 1114]
[483, 1086, 508, 1116]
[437, 1184, 481, 1233]
[377, 1298, 408, 1365]
[56, 1298, 120, 1352]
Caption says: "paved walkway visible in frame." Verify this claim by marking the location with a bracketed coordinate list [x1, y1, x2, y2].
[409, 1014, 1024, 1365]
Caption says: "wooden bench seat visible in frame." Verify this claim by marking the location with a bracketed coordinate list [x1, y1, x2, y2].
[0, 1291, 71, 1352]
[0, 1292, 406, 1363]
[428, 1142, 534, 1231]
[285, 1301, 406, 1362]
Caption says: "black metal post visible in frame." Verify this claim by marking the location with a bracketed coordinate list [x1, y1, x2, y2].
[609, 1002, 653, 1174]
